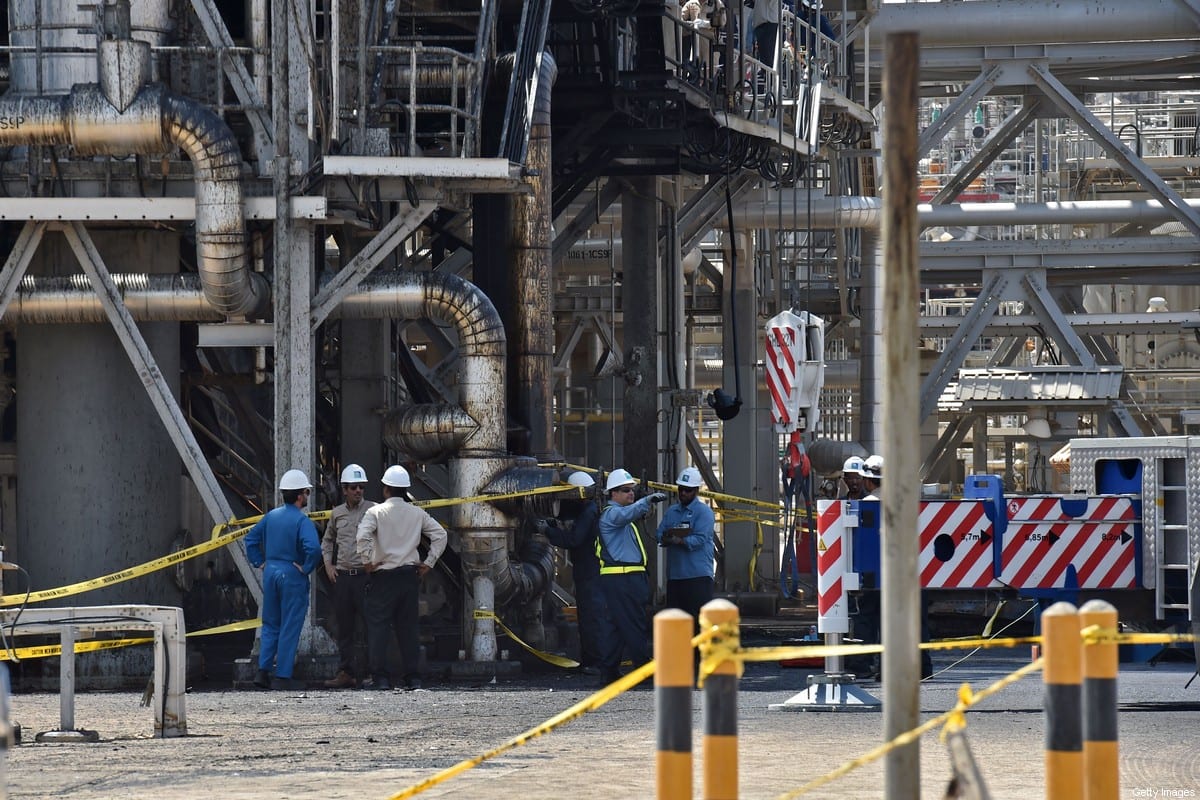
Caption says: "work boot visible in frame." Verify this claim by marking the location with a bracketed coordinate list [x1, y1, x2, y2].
[403, 676, 422, 691]
[253, 669, 271, 689]
[271, 676, 306, 691]
[324, 670, 357, 689]
[363, 675, 392, 691]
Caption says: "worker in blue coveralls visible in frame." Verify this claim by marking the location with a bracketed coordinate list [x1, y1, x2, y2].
[246, 468, 323, 690]
[655, 466, 716, 625]
[537, 470, 611, 676]
[596, 468, 666, 684]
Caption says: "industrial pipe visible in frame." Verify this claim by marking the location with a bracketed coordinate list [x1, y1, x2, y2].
[0, 85, 263, 318]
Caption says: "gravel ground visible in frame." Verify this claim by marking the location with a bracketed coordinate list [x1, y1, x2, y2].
[6, 646, 1200, 800]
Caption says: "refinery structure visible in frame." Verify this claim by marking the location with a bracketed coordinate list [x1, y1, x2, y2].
[0, 0, 1198, 680]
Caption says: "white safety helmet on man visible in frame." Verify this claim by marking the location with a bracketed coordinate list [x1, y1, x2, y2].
[864, 455, 883, 479]
[605, 468, 637, 492]
[340, 463, 368, 484]
[567, 471, 596, 488]
[676, 466, 703, 489]
[279, 469, 313, 491]
[381, 464, 412, 488]
[842, 456, 866, 476]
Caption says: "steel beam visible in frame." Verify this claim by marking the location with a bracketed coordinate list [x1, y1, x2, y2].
[679, 171, 758, 254]
[186, 0, 273, 165]
[910, 41, 1200, 75]
[60, 222, 258, 602]
[0, 197, 326, 221]
[0, 221, 46, 320]
[919, 236, 1200, 273]
[310, 199, 440, 329]
[919, 413, 977, 483]
[919, 311, 1200, 336]
[552, 178, 621, 267]
[1028, 61, 1200, 238]
[1017, 271, 1096, 367]
[917, 65, 1001, 159]
[919, 270, 1016, 422]
[930, 99, 1040, 204]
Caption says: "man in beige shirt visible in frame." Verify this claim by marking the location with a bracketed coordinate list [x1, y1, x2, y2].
[320, 463, 376, 688]
[356, 464, 448, 691]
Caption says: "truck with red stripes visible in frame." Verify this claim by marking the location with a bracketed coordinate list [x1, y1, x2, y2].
[829, 436, 1199, 644]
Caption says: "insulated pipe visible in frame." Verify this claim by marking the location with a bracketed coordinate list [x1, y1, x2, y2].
[337, 272, 537, 659]
[0, 84, 262, 318]
[867, 0, 1197, 47]
[382, 404, 479, 463]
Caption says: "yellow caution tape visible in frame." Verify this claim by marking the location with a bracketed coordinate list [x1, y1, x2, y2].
[775, 658, 1045, 800]
[389, 660, 655, 800]
[0, 482, 621, 609]
[472, 609, 579, 668]
[0, 617, 262, 661]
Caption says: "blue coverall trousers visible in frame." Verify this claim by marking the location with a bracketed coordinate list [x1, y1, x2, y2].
[260, 560, 310, 679]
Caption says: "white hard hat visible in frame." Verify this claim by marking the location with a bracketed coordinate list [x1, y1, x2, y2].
[567, 471, 596, 488]
[676, 466, 703, 488]
[864, 454, 883, 478]
[340, 464, 368, 484]
[381, 464, 411, 488]
[279, 469, 312, 491]
[842, 456, 866, 475]
[605, 468, 637, 492]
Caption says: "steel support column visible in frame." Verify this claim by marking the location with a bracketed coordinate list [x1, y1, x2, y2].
[621, 177, 661, 484]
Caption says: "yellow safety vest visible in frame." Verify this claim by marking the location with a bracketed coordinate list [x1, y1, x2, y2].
[597, 521, 647, 575]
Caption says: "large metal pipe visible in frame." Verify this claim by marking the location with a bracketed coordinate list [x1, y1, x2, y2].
[867, 0, 1196, 47]
[339, 272, 546, 659]
[0, 85, 263, 318]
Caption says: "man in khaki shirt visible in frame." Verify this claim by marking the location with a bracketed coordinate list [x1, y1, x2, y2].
[356, 464, 447, 691]
[321, 463, 376, 688]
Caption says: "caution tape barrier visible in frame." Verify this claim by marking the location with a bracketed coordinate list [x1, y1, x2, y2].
[472, 610, 579, 669]
[775, 658, 1046, 800]
[386, 626, 1197, 799]
[0, 483, 591, 608]
[0, 617, 261, 661]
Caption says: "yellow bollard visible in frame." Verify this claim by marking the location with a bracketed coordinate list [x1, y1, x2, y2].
[655, 608, 694, 800]
[1043, 601, 1083, 800]
[1080, 599, 1119, 800]
[700, 599, 740, 800]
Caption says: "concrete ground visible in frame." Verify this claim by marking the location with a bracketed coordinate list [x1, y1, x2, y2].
[5, 642, 1200, 800]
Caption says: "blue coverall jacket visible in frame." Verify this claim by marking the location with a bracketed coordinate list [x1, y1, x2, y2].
[655, 497, 716, 580]
[246, 503, 322, 678]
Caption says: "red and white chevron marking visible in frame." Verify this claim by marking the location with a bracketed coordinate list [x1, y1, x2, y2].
[816, 500, 849, 634]
[765, 324, 798, 432]
[1000, 496, 1137, 589]
[918, 500, 997, 588]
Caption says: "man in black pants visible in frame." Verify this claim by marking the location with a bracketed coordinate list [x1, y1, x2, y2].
[321, 464, 376, 688]
[356, 464, 447, 691]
